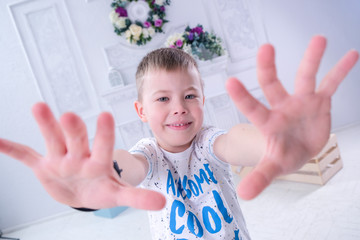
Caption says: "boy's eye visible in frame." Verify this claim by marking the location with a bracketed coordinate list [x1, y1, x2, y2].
[158, 97, 169, 102]
[185, 95, 196, 99]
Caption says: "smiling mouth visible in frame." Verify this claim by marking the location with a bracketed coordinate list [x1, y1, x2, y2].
[166, 122, 192, 129]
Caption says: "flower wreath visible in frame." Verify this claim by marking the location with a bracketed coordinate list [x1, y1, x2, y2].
[109, 0, 171, 46]
[165, 24, 226, 61]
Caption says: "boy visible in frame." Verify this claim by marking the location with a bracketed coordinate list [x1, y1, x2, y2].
[0, 36, 358, 239]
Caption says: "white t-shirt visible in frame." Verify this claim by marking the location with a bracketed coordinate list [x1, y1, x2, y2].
[129, 126, 251, 240]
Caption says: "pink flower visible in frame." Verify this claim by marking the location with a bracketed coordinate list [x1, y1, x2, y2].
[154, 19, 163, 27]
[115, 7, 128, 17]
[144, 21, 151, 28]
[170, 45, 176, 48]
[190, 26, 203, 35]
[176, 39, 183, 48]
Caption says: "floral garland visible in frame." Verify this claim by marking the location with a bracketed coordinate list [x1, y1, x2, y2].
[165, 25, 226, 61]
[109, 0, 171, 46]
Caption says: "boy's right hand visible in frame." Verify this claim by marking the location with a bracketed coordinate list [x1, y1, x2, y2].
[0, 103, 165, 210]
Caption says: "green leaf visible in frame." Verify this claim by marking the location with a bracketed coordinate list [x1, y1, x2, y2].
[125, 18, 131, 27]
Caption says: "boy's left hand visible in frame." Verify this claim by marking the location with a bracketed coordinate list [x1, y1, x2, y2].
[226, 36, 359, 200]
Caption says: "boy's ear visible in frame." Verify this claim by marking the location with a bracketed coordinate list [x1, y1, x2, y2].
[134, 100, 147, 122]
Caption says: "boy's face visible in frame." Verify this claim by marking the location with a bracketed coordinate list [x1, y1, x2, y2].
[135, 67, 204, 153]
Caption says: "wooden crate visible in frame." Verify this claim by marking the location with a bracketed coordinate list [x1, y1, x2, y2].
[232, 134, 343, 185]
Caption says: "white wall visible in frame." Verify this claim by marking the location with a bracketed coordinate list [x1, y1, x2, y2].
[0, 0, 359, 231]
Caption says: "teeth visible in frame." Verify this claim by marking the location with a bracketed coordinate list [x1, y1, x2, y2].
[171, 123, 189, 127]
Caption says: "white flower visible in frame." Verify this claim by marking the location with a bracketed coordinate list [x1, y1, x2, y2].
[148, 27, 155, 36]
[125, 30, 132, 39]
[142, 28, 149, 38]
[115, 17, 127, 29]
[165, 33, 184, 47]
[133, 34, 140, 41]
[155, 0, 164, 5]
[153, 14, 159, 21]
[109, 10, 119, 23]
[182, 43, 192, 54]
[129, 24, 143, 38]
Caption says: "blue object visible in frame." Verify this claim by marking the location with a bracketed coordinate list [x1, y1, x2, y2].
[93, 206, 128, 218]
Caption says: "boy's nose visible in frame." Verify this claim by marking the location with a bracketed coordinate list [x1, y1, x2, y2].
[174, 109, 187, 115]
[173, 101, 188, 115]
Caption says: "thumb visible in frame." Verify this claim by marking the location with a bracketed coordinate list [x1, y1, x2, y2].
[0, 138, 41, 167]
[117, 187, 166, 211]
[237, 160, 283, 200]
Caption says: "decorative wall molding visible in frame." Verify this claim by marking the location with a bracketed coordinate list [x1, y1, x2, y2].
[8, 0, 100, 118]
[213, 0, 267, 62]
[117, 120, 153, 150]
[214, 0, 258, 62]
[103, 44, 147, 85]
[201, 0, 267, 74]
[102, 84, 152, 149]
[204, 87, 269, 130]
[197, 55, 228, 77]
[101, 83, 139, 122]
[205, 93, 241, 130]
[102, 25, 185, 85]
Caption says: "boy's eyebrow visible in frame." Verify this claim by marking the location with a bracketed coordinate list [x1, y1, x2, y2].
[150, 90, 170, 96]
[185, 86, 200, 92]
[151, 86, 201, 96]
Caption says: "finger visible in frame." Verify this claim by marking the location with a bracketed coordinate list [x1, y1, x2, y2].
[295, 35, 327, 95]
[91, 113, 115, 163]
[237, 160, 283, 200]
[318, 49, 359, 97]
[32, 103, 66, 156]
[226, 78, 270, 127]
[257, 44, 289, 106]
[117, 187, 166, 210]
[0, 138, 41, 167]
[60, 113, 90, 159]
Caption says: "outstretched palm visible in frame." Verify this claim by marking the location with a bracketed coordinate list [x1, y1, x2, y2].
[226, 36, 359, 200]
[0, 103, 165, 210]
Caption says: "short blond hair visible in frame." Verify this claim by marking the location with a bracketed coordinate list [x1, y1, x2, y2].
[135, 48, 203, 101]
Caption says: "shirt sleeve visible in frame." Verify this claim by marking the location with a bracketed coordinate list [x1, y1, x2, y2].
[195, 126, 228, 165]
[129, 137, 158, 181]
